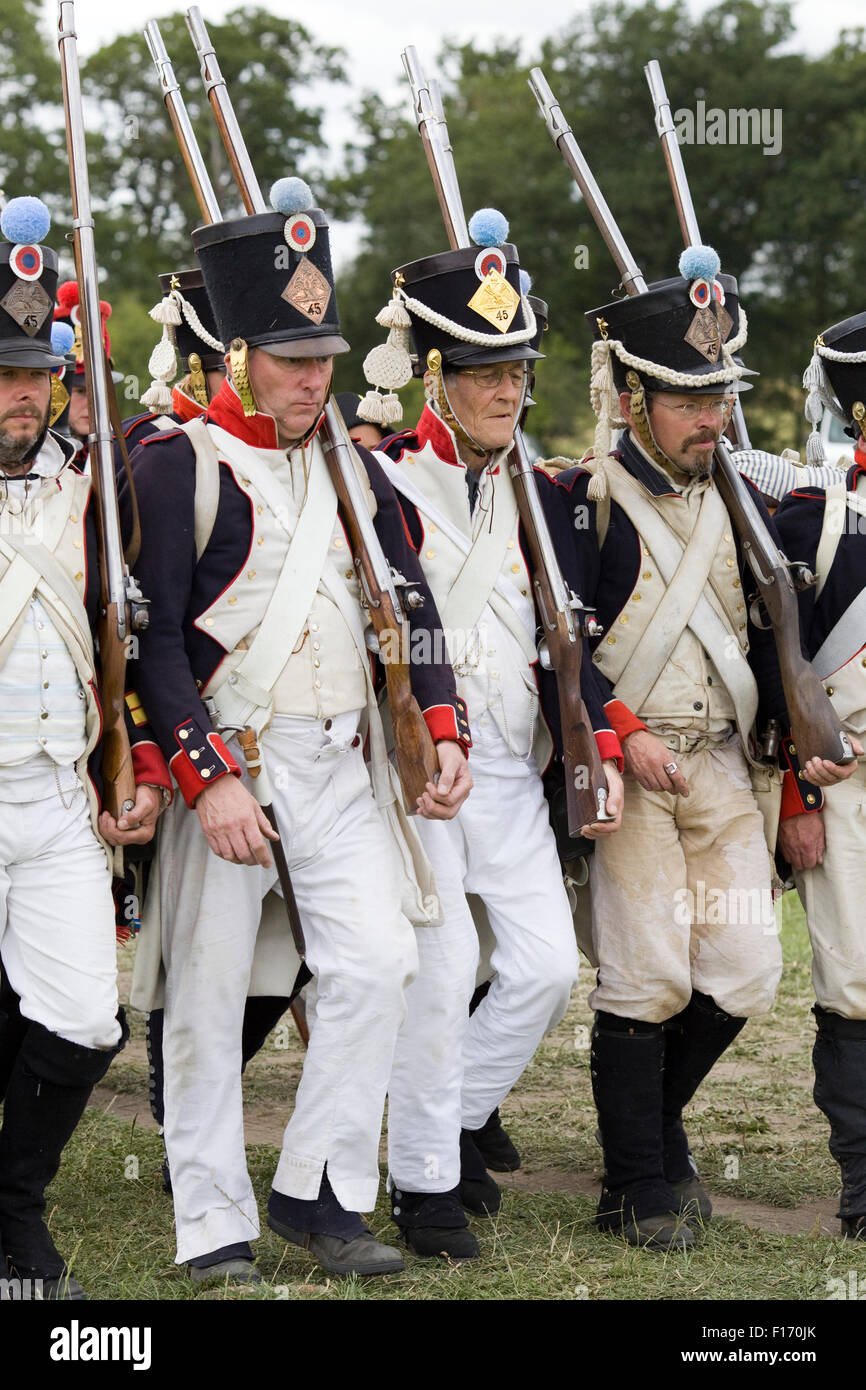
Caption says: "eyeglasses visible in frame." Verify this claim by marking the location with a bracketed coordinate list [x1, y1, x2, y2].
[458, 365, 526, 390]
[650, 396, 735, 420]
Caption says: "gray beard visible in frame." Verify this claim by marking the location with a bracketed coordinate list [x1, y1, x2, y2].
[0, 416, 47, 473]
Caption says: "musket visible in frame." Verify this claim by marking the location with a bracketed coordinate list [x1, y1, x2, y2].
[528, 67, 854, 768]
[403, 47, 613, 833]
[57, 0, 149, 818]
[182, 7, 440, 813]
[644, 59, 751, 450]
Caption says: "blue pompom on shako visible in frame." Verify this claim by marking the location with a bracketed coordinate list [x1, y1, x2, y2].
[50, 320, 76, 358]
[0, 193, 65, 369]
[192, 175, 349, 360]
[678, 245, 720, 283]
[468, 208, 509, 248]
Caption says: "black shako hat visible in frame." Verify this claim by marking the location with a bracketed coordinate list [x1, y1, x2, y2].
[0, 197, 65, 370]
[813, 312, 866, 438]
[397, 241, 542, 375]
[157, 268, 224, 371]
[192, 182, 349, 359]
[527, 294, 549, 354]
[586, 254, 753, 396]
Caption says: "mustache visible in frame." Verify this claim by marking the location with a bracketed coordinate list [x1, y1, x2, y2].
[684, 429, 719, 448]
[0, 407, 43, 423]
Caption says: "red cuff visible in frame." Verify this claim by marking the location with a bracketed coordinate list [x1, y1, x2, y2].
[169, 721, 242, 807]
[424, 697, 472, 753]
[779, 736, 824, 819]
[595, 729, 623, 772]
[131, 740, 172, 799]
[604, 698, 647, 744]
[779, 767, 822, 820]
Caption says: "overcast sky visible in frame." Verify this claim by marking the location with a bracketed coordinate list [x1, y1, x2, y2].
[44, 0, 865, 267]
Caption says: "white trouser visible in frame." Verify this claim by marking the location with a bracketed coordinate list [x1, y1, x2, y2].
[387, 719, 578, 1192]
[794, 758, 866, 1018]
[0, 771, 120, 1048]
[161, 714, 417, 1263]
[589, 736, 782, 1022]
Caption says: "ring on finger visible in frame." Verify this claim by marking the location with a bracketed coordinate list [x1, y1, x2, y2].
[663, 761, 678, 776]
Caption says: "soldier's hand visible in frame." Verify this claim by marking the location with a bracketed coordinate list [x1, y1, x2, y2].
[580, 759, 624, 838]
[802, 735, 863, 787]
[195, 775, 279, 867]
[777, 811, 825, 871]
[99, 785, 164, 846]
[622, 729, 690, 797]
[416, 741, 473, 820]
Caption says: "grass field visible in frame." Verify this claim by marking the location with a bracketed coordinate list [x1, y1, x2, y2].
[26, 892, 866, 1302]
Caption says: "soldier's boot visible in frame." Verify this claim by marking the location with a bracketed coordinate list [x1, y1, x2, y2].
[591, 1012, 693, 1252]
[0, 1012, 128, 1300]
[458, 1129, 502, 1216]
[662, 991, 746, 1224]
[390, 1186, 480, 1260]
[812, 1005, 866, 1239]
[467, 1107, 522, 1172]
[149, 995, 290, 1196]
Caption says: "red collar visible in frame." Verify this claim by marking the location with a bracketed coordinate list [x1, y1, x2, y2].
[415, 402, 502, 475]
[853, 445, 866, 483]
[205, 377, 327, 451]
[171, 385, 206, 424]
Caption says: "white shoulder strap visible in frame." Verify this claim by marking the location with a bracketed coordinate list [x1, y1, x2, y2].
[814, 479, 848, 601]
[182, 418, 222, 562]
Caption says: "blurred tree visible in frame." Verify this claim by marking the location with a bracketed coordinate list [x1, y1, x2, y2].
[80, 9, 344, 295]
[0, 0, 66, 206]
[332, 0, 862, 454]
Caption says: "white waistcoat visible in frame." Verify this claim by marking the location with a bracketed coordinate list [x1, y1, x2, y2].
[196, 427, 367, 719]
[380, 431, 545, 764]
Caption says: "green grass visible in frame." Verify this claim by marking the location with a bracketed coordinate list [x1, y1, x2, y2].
[20, 893, 866, 1300]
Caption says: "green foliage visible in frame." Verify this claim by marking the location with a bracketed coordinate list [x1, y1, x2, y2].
[0, 0, 66, 204]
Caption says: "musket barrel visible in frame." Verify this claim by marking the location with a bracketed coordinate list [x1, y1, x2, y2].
[644, 60, 702, 247]
[643, 60, 752, 448]
[145, 21, 222, 225]
[185, 6, 266, 214]
[402, 47, 467, 250]
[57, 0, 127, 631]
[528, 68, 647, 295]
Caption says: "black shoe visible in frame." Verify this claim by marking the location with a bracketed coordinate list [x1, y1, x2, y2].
[459, 1131, 501, 1216]
[467, 1108, 521, 1172]
[267, 1215, 405, 1275]
[671, 1173, 712, 1224]
[841, 1215, 866, 1240]
[391, 1186, 480, 1260]
[596, 1191, 695, 1252]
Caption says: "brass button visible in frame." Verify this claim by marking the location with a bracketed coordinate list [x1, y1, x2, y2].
[429, 524, 437, 533]
[724, 533, 732, 543]
[334, 538, 344, 548]
[257, 538, 264, 547]
[179, 729, 189, 740]
[725, 558, 734, 568]
[74, 571, 83, 581]
[201, 767, 211, 778]
[733, 579, 741, 589]
[191, 749, 200, 760]
[228, 596, 237, 605]
[511, 564, 520, 573]
[632, 592, 642, 602]
[257, 505, 263, 515]
[43, 680, 49, 689]
[73, 539, 82, 549]
[507, 540, 515, 549]
[806, 794, 816, 805]
[619, 614, 628, 624]
[248, 570, 256, 580]
[737, 603, 744, 612]
[426, 550, 435, 559]
[242, 477, 251, 487]
[313, 641, 320, 651]
[521, 588, 527, 595]
[40, 710, 49, 720]
[643, 545, 650, 556]
[642, 570, 652, 580]
[346, 569, 353, 579]
[607, 635, 616, 645]
[827, 686, 835, 696]
[314, 659, 320, 668]
[205, 617, 214, 626]
[738, 623, 746, 631]
[70, 513, 77, 523]
[41, 650, 47, 659]
[314, 679, 322, 689]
